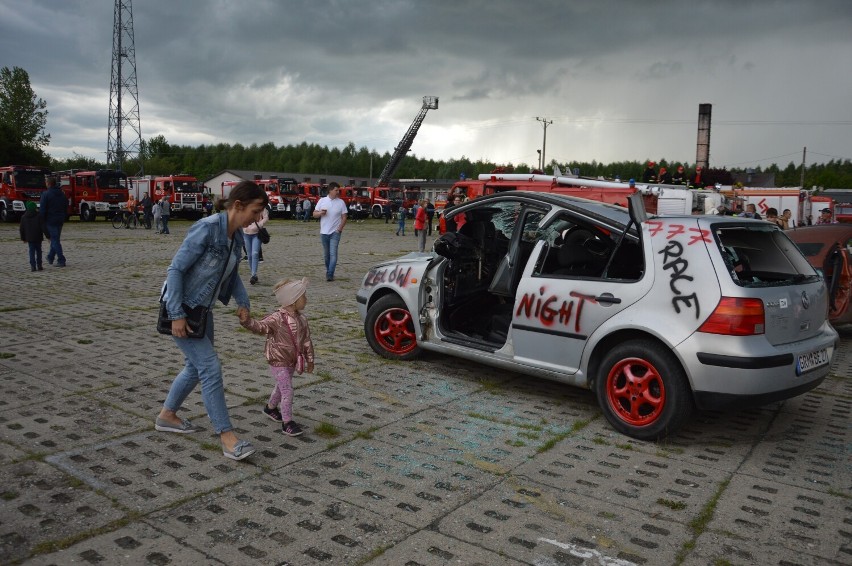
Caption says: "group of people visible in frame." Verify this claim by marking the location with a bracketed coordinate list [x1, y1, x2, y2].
[394, 199, 436, 253]
[155, 181, 319, 461]
[125, 192, 172, 234]
[294, 198, 312, 221]
[641, 161, 707, 188]
[19, 174, 66, 270]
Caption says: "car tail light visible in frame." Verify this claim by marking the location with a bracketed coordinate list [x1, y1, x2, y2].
[698, 297, 765, 336]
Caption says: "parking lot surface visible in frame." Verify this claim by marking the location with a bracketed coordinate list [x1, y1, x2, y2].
[0, 218, 849, 565]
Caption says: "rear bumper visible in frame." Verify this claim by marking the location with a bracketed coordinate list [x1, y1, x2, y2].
[693, 376, 826, 410]
[678, 324, 838, 409]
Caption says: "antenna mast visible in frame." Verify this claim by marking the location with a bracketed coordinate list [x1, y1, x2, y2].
[107, 0, 143, 174]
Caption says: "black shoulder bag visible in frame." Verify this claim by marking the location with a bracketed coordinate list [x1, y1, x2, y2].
[256, 221, 270, 244]
[157, 238, 234, 338]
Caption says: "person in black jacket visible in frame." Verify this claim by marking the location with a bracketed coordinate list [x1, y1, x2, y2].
[641, 161, 657, 183]
[20, 201, 47, 271]
[39, 175, 67, 267]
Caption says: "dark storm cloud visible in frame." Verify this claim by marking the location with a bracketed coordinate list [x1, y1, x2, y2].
[1, 0, 851, 168]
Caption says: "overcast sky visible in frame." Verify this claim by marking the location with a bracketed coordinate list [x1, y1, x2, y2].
[2, 0, 851, 172]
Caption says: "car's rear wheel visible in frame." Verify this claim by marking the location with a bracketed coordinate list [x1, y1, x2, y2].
[595, 339, 692, 440]
[365, 295, 421, 360]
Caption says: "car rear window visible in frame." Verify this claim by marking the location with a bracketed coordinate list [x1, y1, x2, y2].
[794, 242, 825, 257]
[715, 225, 820, 287]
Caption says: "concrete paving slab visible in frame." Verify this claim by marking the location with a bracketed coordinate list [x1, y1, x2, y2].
[272, 437, 502, 530]
[368, 529, 529, 565]
[439, 475, 692, 565]
[145, 475, 415, 565]
[23, 521, 224, 566]
[0, 460, 126, 564]
[45, 431, 264, 514]
[0, 395, 150, 455]
[685, 472, 851, 565]
[512, 418, 722, 524]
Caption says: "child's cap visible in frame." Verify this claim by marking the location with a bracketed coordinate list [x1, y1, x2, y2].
[25, 201, 36, 212]
[274, 277, 308, 307]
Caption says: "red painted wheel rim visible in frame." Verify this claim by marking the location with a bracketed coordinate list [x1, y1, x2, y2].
[605, 356, 666, 427]
[373, 307, 417, 355]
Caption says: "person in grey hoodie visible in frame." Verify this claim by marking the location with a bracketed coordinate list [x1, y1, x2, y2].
[39, 175, 67, 267]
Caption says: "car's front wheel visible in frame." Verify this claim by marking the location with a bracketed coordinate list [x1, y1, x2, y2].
[595, 339, 692, 440]
[365, 295, 421, 360]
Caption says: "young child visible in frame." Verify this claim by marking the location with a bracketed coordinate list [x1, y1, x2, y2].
[19, 201, 46, 271]
[239, 277, 314, 436]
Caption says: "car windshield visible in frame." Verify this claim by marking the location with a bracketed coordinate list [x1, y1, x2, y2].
[715, 225, 820, 287]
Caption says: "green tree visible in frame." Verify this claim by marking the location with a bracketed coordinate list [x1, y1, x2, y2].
[0, 66, 49, 155]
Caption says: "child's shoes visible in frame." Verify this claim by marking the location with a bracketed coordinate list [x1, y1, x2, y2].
[263, 405, 283, 422]
[282, 421, 303, 436]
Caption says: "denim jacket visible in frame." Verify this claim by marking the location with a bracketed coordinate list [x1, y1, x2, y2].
[163, 212, 249, 320]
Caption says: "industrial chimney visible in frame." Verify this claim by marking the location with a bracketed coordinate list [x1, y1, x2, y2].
[695, 103, 711, 170]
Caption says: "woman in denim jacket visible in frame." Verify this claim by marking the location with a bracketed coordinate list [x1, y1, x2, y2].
[155, 181, 269, 461]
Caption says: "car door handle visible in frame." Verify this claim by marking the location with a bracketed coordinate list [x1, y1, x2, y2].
[595, 294, 621, 305]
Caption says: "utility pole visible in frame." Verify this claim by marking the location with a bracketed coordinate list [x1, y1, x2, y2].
[800, 146, 807, 189]
[535, 117, 553, 172]
[108, 0, 143, 174]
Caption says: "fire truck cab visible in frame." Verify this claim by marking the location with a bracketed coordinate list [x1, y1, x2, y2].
[133, 174, 205, 219]
[0, 165, 51, 222]
[58, 169, 129, 221]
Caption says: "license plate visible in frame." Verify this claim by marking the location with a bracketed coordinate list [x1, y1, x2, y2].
[796, 348, 830, 375]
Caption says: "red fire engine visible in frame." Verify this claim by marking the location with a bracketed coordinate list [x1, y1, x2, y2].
[0, 165, 52, 222]
[56, 169, 129, 221]
[222, 176, 300, 218]
[131, 174, 206, 219]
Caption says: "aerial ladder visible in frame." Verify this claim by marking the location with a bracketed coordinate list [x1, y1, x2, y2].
[375, 96, 439, 187]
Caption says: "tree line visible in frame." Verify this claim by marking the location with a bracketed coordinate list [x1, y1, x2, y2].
[3, 65, 851, 189]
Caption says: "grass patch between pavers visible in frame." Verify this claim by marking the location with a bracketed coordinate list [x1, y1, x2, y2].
[535, 418, 592, 454]
[656, 497, 687, 511]
[314, 421, 340, 437]
[674, 476, 731, 565]
[0, 352, 15, 359]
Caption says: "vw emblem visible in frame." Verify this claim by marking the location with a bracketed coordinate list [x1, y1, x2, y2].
[801, 291, 810, 309]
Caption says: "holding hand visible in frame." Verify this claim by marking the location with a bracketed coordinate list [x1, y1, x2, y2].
[237, 307, 250, 324]
[306, 362, 314, 374]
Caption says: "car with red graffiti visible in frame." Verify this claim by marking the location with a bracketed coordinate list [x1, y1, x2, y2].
[356, 191, 838, 440]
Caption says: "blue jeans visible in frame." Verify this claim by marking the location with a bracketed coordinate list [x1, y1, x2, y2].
[244, 233, 260, 276]
[46, 223, 65, 265]
[163, 311, 233, 434]
[161, 216, 170, 234]
[28, 242, 43, 269]
[320, 231, 341, 278]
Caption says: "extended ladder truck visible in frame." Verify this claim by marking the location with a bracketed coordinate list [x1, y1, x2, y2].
[369, 96, 438, 218]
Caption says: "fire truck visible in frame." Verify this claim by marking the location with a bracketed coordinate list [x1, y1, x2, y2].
[0, 165, 52, 222]
[368, 96, 438, 218]
[222, 176, 299, 217]
[56, 169, 129, 221]
[444, 172, 730, 220]
[131, 174, 206, 219]
[368, 186, 404, 218]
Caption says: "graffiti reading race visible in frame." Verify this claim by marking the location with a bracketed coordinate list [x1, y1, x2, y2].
[659, 240, 701, 318]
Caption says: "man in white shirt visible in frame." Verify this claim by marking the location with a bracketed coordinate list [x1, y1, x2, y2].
[313, 186, 348, 281]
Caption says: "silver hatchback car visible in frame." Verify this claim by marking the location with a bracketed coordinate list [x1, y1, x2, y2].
[357, 192, 838, 440]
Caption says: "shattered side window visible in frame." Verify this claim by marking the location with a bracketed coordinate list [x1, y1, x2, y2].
[715, 225, 820, 287]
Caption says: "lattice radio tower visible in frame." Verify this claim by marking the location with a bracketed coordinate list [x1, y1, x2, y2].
[107, 0, 143, 174]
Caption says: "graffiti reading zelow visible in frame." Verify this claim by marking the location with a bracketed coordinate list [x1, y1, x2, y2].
[659, 240, 700, 318]
[516, 287, 596, 332]
[364, 265, 413, 288]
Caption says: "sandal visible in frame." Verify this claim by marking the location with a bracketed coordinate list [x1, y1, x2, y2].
[223, 439, 256, 461]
